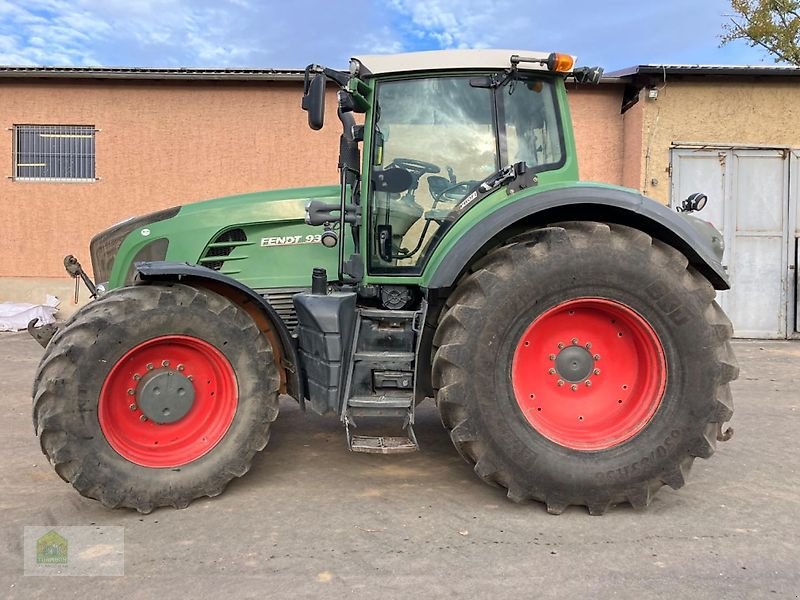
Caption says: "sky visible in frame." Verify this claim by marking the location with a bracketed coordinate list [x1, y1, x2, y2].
[0, 0, 780, 72]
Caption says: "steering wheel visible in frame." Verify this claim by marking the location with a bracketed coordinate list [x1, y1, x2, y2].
[389, 158, 441, 180]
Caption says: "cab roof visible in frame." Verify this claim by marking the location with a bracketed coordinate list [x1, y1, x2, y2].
[351, 49, 565, 78]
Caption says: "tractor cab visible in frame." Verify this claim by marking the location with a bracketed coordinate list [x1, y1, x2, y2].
[302, 50, 602, 285]
[296, 50, 608, 451]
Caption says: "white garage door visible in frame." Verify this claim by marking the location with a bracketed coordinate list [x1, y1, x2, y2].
[671, 147, 796, 339]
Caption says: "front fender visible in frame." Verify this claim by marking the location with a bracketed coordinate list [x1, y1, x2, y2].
[424, 184, 729, 291]
[134, 261, 302, 400]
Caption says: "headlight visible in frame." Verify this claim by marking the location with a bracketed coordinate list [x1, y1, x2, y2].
[90, 206, 179, 283]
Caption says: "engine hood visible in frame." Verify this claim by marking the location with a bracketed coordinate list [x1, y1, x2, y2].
[102, 184, 341, 290]
[178, 184, 340, 222]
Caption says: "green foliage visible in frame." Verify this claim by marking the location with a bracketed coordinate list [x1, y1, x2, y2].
[722, 0, 800, 65]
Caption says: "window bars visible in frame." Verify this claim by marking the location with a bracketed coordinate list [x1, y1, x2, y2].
[12, 124, 97, 182]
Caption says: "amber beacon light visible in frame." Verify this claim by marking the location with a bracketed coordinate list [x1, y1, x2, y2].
[547, 52, 575, 73]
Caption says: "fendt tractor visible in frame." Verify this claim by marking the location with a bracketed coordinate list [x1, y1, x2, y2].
[31, 49, 738, 515]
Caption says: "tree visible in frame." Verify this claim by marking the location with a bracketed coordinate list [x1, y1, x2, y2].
[722, 0, 800, 65]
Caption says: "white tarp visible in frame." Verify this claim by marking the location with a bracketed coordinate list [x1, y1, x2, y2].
[0, 295, 60, 331]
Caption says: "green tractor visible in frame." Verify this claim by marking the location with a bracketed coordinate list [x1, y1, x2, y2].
[31, 49, 737, 515]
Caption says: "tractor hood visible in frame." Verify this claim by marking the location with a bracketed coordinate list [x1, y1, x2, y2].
[179, 184, 340, 223]
[95, 184, 341, 290]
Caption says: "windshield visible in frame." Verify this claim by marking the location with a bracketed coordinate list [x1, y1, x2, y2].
[369, 74, 565, 275]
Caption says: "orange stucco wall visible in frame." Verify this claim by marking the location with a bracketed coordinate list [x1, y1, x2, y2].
[567, 84, 627, 185]
[1, 80, 342, 280]
[0, 78, 627, 283]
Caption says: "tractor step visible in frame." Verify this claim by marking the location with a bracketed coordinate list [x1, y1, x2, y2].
[353, 351, 416, 361]
[341, 305, 426, 455]
[349, 434, 419, 454]
[347, 396, 413, 408]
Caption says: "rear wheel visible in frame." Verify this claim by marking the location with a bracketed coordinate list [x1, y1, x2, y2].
[33, 283, 280, 513]
[432, 222, 737, 514]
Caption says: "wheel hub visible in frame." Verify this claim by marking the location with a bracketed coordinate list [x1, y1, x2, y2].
[138, 369, 195, 424]
[554, 345, 594, 383]
[98, 335, 238, 468]
[511, 298, 667, 451]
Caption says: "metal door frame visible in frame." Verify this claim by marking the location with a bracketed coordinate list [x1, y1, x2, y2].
[671, 145, 795, 339]
[789, 151, 799, 338]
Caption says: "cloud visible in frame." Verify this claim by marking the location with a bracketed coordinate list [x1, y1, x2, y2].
[0, 0, 259, 66]
[385, 0, 520, 50]
[0, 0, 772, 70]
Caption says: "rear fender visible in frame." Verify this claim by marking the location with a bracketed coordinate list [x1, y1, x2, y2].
[135, 262, 302, 401]
[425, 185, 729, 291]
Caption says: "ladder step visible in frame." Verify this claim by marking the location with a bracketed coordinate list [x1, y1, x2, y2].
[359, 308, 418, 319]
[349, 435, 418, 454]
[348, 396, 413, 409]
[353, 351, 415, 361]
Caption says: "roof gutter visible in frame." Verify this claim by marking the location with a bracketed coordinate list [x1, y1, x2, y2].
[0, 66, 305, 82]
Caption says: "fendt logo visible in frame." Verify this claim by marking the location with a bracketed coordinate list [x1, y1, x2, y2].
[261, 235, 322, 247]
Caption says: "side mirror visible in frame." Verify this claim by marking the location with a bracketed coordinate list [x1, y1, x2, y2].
[677, 192, 708, 214]
[301, 73, 326, 130]
[572, 66, 604, 85]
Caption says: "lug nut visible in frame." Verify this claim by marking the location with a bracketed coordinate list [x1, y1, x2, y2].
[557, 342, 565, 349]
[593, 354, 601, 361]
[187, 375, 193, 382]
[162, 360, 170, 367]
[129, 403, 137, 411]
[132, 373, 141, 381]
[548, 354, 556, 360]
[127, 388, 135, 396]
[146, 363, 154, 371]
[548, 368, 556, 375]
[571, 384, 578, 392]
[571, 338, 579, 345]
[584, 380, 592, 387]
[139, 415, 148, 422]
[593, 368, 601, 375]
[585, 342, 592, 350]
[557, 380, 565, 387]
[177, 364, 185, 372]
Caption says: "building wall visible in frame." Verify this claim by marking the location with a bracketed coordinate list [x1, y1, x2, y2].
[621, 100, 645, 191]
[0, 79, 341, 282]
[0, 78, 627, 313]
[638, 78, 800, 204]
[566, 84, 626, 185]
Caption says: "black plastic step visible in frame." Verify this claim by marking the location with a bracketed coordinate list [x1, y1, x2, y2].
[359, 308, 418, 319]
[353, 351, 415, 362]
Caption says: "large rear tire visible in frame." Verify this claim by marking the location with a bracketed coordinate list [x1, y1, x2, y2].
[431, 222, 737, 514]
[32, 283, 280, 513]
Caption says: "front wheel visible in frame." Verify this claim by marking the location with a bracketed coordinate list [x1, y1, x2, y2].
[32, 283, 280, 513]
[432, 222, 737, 514]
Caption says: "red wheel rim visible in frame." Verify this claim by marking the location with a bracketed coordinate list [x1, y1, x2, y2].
[98, 335, 238, 468]
[511, 298, 666, 451]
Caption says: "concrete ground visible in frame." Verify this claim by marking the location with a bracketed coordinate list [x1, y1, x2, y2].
[1, 333, 798, 599]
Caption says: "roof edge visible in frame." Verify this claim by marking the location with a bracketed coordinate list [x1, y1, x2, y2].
[607, 64, 800, 78]
[0, 66, 306, 82]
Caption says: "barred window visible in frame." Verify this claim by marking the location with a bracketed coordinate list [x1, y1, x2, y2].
[12, 124, 96, 181]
